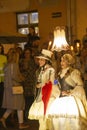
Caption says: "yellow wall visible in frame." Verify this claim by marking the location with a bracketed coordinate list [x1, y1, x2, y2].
[76, 0, 87, 41]
[38, 1, 67, 42]
[0, 13, 16, 33]
[0, 13, 16, 53]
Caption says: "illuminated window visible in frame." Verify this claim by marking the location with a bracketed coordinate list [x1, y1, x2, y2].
[29, 12, 39, 24]
[16, 10, 39, 35]
[17, 13, 28, 25]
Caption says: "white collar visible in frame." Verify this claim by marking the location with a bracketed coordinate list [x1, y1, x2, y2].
[60, 67, 69, 78]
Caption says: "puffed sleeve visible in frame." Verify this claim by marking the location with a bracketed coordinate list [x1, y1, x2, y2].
[70, 69, 83, 86]
[69, 69, 86, 100]
[48, 68, 55, 84]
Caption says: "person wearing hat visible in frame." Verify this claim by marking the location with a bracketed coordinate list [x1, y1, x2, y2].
[24, 25, 40, 49]
[48, 53, 87, 130]
[28, 49, 60, 130]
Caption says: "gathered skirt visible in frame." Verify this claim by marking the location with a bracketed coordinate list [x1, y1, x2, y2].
[48, 96, 87, 130]
[28, 97, 55, 120]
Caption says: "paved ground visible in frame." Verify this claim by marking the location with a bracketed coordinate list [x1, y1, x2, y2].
[0, 118, 39, 130]
[0, 108, 39, 130]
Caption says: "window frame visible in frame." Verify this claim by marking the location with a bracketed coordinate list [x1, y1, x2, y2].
[16, 10, 39, 35]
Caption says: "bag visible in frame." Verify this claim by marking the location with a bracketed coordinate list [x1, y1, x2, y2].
[12, 86, 24, 94]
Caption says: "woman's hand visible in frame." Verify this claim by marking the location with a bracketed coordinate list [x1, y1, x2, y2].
[36, 83, 41, 88]
[61, 91, 70, 96]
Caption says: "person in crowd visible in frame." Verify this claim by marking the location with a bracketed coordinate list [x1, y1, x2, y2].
[48, 53, 87, 130]
[28, 49, 60, 130]
[40, 32, 54, 50]
[24, 25, 40, 49]
[82, 28, 87, 45]
[51, 51, 59, 77]
[80, 40, 87, 96]
[0, 48, 29, 129]
[19, 48, 38, 120]
[15, 46, 23, 60]
[72, 39, 82, 71]
[0, 44, 7, 117]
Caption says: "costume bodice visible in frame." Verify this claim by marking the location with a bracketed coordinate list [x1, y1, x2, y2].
[59, 77, 73, 92]
[58, 67, 74, 97]
[35, 64, 55, 102]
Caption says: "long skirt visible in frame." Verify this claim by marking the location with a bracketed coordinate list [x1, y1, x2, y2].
[48, 96, 87, 130]
[28, 97, 55, 120]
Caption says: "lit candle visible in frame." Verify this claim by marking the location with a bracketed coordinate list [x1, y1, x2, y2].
[70, 45, 75, 56]
[48, 41, 52, 50]
[77, 42, 80, 48]
[70, 46, 74, 51]
[76, 42, 80, 53]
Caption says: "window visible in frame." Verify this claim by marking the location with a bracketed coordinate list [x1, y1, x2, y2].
[16, 10, 39, 49]
[16, 10, 39, 35]
[17, 13, 28, 25]
[29, 12, 39, 24]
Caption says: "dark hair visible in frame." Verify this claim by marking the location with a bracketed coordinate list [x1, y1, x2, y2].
[22, 48, 32, 58]
[0, 44, 4, 54]
[29, 25, 35, 30]
[46, 60, 52, 66]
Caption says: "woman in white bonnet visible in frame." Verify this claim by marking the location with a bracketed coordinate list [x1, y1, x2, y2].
[28, 49, 60, 130]
[48, 53, 87, 130]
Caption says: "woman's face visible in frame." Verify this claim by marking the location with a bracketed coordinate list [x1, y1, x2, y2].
[38, 58, 46, 67]
[29, 27, 35, 35]
[24, 50, 30, 58]
[61, 57, 69, 69]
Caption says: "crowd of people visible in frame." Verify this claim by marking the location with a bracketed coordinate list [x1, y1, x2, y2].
[0, 46, 29, 129]
[0, 26, 87, 130]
